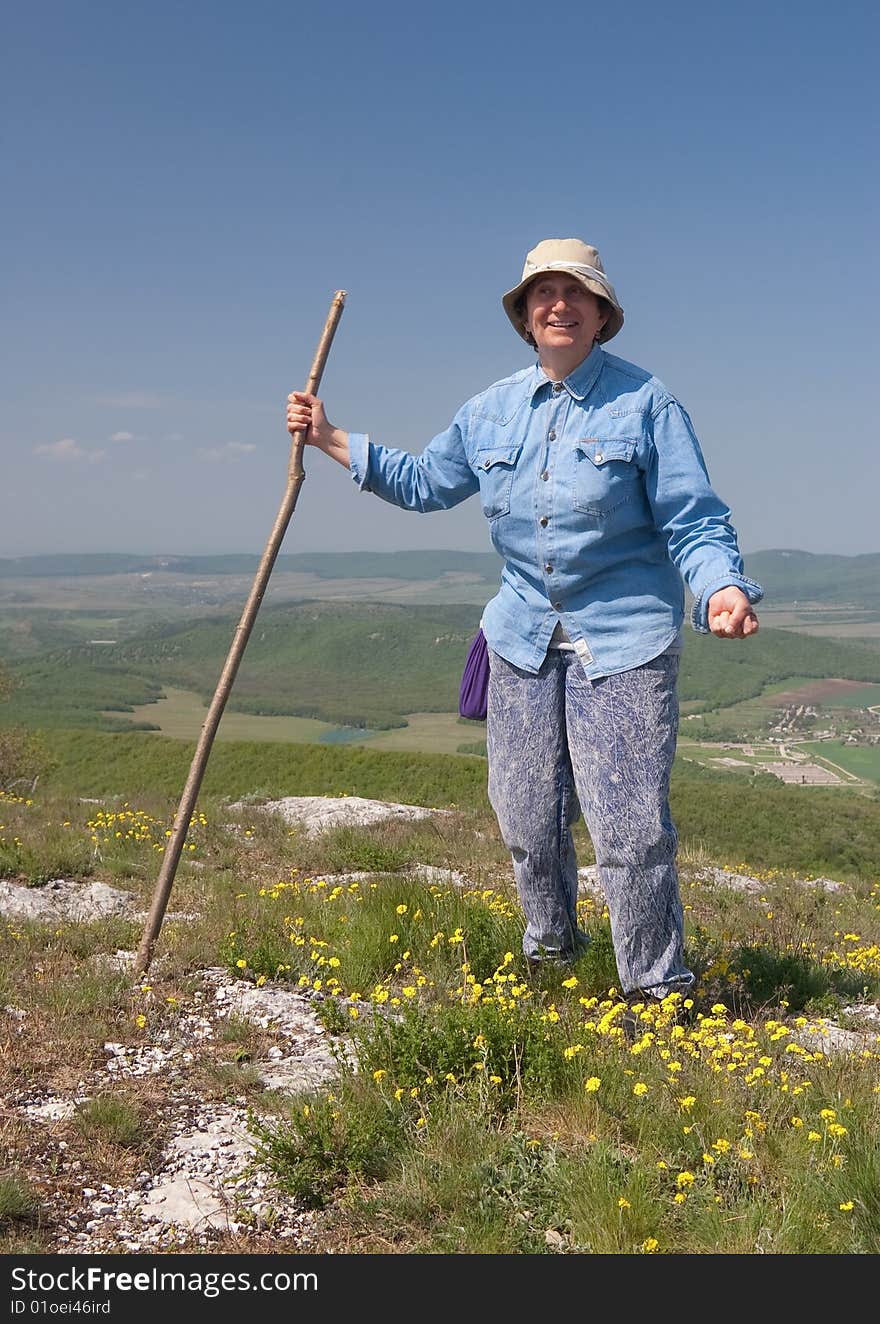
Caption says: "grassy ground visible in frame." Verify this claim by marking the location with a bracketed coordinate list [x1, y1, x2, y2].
[1, 784, 878, 1255]
[2, 580, 880, 1253]
[25, 728, 880, 878]
[807, 686, 880, 709]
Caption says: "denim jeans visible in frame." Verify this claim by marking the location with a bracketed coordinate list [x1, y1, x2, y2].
[486, 645, 694, 998]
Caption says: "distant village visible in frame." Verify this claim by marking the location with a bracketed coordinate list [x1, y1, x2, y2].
[694, 698, 880, 787]
[768, 702, 880, 746]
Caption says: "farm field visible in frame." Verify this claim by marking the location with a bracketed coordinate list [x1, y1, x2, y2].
[124, 687, 480, 756]
[769, 679, 880, 708]
[121, 687, 351, 744]
[350, 711, 483, 755]
[796, 740, 880, 784]
[677, 739, 780, 772]
[115, 690, 880, 786]
[759, 607, 880, 637]
[676, 738, 870, 789]
[773, 620, 880, 640]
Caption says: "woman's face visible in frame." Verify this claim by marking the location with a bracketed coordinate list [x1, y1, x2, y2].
[524, 275, 607, 364]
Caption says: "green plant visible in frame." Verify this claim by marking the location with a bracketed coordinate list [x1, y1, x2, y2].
[74, 1095, 145, 1149]
[351, 999, 579, 1113]
[0, 1172, 40, 1228]
[322, 827, 410, 874]
[251, 1077, 404, 1209]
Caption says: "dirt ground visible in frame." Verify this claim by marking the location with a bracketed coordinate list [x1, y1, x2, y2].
[769, 678, 877, 705]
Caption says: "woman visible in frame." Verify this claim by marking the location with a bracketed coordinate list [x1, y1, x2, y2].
[286, 237, 762, 1005]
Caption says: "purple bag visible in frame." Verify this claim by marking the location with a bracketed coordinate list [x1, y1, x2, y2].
[459, 627, 489, 720]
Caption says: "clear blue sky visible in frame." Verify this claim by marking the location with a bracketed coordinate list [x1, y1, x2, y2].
[3, 0, 877, 562]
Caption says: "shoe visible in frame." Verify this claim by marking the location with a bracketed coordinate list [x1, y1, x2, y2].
[621, 991, 649, 1044]
[525, 937, 588, 971]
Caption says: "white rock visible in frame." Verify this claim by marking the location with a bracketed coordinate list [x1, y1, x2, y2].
[230, 794, 447, 835]
[407, 863, 470, 888]
[139, 1178, 231, 1231]
[0, 879, 134, 922]
[22, 1099, 77, 1122]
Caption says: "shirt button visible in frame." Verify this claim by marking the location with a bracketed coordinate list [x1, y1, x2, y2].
[552, 383, 563, 394]
[545, 563, 553, 573]
[553, 601, 563, 610]
[548, 429, 556, 441]
[540, 470, 549, 481]
[594, 452, 604, 463]
[539, 516, 549, 527]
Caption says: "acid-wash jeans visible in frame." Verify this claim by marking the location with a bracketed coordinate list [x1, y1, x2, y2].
[486, 643, 695, 999]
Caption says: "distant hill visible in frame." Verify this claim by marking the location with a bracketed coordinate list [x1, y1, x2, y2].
[743, 550, 880, 610]
[2, 548, 879, 612]
[0, 550, 502, 582]
[4, 600, 880, 733]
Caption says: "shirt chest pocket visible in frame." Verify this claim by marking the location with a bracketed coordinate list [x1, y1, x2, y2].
[474, 443, 523, 520]
[572, 438, 640, 517]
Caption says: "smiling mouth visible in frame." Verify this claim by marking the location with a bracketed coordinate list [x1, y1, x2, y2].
[547, 320, 577, 329]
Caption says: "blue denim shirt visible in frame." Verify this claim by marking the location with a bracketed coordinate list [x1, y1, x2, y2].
[348, 344, 763, 677]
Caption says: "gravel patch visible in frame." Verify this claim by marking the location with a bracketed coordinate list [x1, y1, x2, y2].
[5, 966, 343, 1253]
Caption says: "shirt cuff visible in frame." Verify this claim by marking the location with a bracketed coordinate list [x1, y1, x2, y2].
[348, 432, 372, 491]
[691, 575, 764, 634]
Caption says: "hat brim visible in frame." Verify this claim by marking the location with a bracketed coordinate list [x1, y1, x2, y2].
[502, 271, 624, 345]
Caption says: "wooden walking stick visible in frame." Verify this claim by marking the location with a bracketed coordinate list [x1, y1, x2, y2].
[134, 290, 347, 975]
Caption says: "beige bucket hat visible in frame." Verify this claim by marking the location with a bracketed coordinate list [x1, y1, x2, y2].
[502, 237, 624, 345]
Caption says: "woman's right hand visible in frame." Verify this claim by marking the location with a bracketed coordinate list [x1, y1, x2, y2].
[286, 391, 352, 469]
[287, 391, 334, 450]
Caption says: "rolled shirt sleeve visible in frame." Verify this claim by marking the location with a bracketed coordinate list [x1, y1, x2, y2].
[645, 400, 763, 633]
[347, 411, 479, 513]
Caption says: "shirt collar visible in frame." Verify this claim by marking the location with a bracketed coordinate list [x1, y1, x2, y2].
[530, 343, 605, 401]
